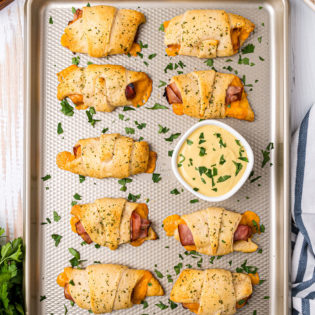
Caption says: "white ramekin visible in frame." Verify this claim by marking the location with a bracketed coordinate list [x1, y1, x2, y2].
[171, 120, 254, 202]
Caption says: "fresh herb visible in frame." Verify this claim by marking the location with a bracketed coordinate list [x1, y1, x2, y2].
[186, 139, 193, 145]
[68, 248, 84, 268]
[127, 193, 141, 202]
[51, 234, 62, 247]
[60, 99, 74, 116]
[209, 256, 215, 264]
[86, 107, 100, 127]
[168, 150, 173, 157]
[49, 16, 53, 24]
[158, 80, 167, 88]
[141, 300, 149, 309]
[169, 299, 178, 309]
[258, 36, 262, 43]
[40, 295, 46, 302]
[72, 56, 80, 66]
[239, 156, 248, 162]
[167, 274, 173, 282]
[118, 178, 132, 192]
[57, 122, 63, 134]
[159, 23, 165, 31]
[258, 249, 263, 254]
[174, 263, 183, 275]
[148, 53, 157, 60]
[156, 301, 168, 310]
[236, 260, 258, 274]
[259, 56, 265, 61]
[214, 133, 226, 148]
[165, 133, 181, 142]
[137, 52, 144, 59]
[71, 7, 76, 14]
[177, 154, 185, 167]
[190, 199, 199, 204]
[125, 127, 135, 135]
[152, 173, 162, 183]
[261, 142, 274, 168]
[233, 161, 243, 176]
[79, 175, 85, 183]
[118, 114, 125, 120]
[123, 106, 135, 111]
[259, 6, 263, 9]
[259, 279, 266, 285]
[87, 61, 93, 65]
[199, 147, 206, 157]
[158, 125, 169, 134]
[146, 103, 168, 110]
[241, 44, 255, 54]
[53, 211, 61, 222]
[264, 296, 270, 300]
[154, 269, 163, 278]
[217, 175, 231, 183]
[197, 258, 203, 268]
[135, 121, 146, 129]
[204, 59, 214, 67]
[250, 176, 261, 183]
[102, 128, 109, 134]
[73, 193, 81, 200]
[260, 224, 265, 233]
[164, 63, 173, 73]
[219, 155, 226, 165]
[41, 174, 51, 181]
[170, 188, 180, 195]
[139, 41, 148, 49]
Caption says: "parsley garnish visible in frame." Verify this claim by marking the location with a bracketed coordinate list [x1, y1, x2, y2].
[204, 59, 214, 67]
[127, 193, 140, 202]
[118, 178, 132, 192]
[156, 301, 168, 310]
[165, 133, 181, 142]
[125, 127, 135, 135]
[49, 16, 53, 24]
[158, 80, 167, 88]
[41, 174, 51, 181]
[168, 150, 173, 157]
[123, 106, 135, 111]
[79, 175, 85, 183]
[169, 299, 178, 309]
[53, 211, 61, 222]
[57, 122, 63, 134]
[190, 199, 199, 203]
[217, 175, 231, 183]
[241, 44, 255, 54]
[146, 103, 168, 110]
[261, 142, 274, 167]
[258, 36, 262, 43]
[60, 99, 74, 116]
[174, 263, 183, 275]
[51, 234, 62, 247]
[86, 107, 100, 127]
[236, 259, 258, 274]
[259, 56, 265, 61]
[219, 155, 226, 165]
[71, 7, 76, 14]
[187, 139, 193, 145]
[152, 173, 161, 183]
[73, 193, 81, 200]
[158, 125, 169, 134]
[102, 128, 109, 134]
[72, 56, 80, 66]
[141, 300, 148, 309]
[170, 188, 180, 195]
[199, 147, 206, 156]
[154, 269, 163, 278]
[148, 53, 157, 60]
[159, 23, 165, 31]
[233, 161, 243, 176]
[135, 121, 146, 129]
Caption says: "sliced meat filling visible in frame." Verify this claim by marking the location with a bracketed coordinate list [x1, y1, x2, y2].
[225, 85, 243, 104]
[165, 82, 182, 104]
[131, 211, 151, 241]
[125, 83, 136, 100]
[75, 221, 93, 244]
[178, 222, 252, 246]
[73, 144, 81, 158]
[68, 9, 83, 25]
[233, 224, 252, 241]
[64, 283, 74, 302]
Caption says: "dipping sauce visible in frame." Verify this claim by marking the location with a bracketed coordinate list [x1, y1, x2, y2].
[177, 125, 248, 197]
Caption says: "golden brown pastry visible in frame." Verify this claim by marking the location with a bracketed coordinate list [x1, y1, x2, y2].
[165, 70, 254, 121]
[57, 64, 152, 112]
[163, 208, 260, 256]
[57, 264, 164, 313]
[70, 197, 157, 249]
[56, 133, 157, 179]
[170, 268, 253, 314]
[61, 5, 145, 57]
[164, 10, 255, 58]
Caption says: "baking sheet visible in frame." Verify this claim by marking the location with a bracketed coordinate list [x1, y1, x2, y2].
[24, 0, 289, 314]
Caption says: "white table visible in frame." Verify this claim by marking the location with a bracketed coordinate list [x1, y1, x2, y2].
[0, 0, 314, 238]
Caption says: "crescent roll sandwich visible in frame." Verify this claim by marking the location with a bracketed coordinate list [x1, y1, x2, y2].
[61, 5, 145, 57]
[163, 208, 261, 256]
[57, 64, 152, 112]
[165, 70, 254, 121]
[56, 133, 157, 179]
[70, 197, 157, 249]
[170, 268, 253, 314]
[164, 10, 255, 58]
[57, 264, 164, 313]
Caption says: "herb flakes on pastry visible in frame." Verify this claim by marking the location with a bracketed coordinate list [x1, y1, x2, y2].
[57, 64, 152, 112]
[163, 208, 262, 255]
[70, 197, 157, 249]
[170, 268, 254, 314]
[164, 10, 255, 58]
[56, 133, 157, 179]
[165, 70, 254, 121]
[61, 5, 145, 57]
[57, 264, 164, 313]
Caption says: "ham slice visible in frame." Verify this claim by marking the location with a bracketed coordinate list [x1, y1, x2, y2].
[64, 284, 74, 302]
[75, 221, 93, 244]
[130, 211, 150, 241]
[178, 224, 195, 246]
[68, 9, 83, 25]
[125, 83, 136, 100]
[73, 144, 81, 158]
[225, 85, 243, 104]
[233, 224, 252, 241]
[165, 82, 182, 104]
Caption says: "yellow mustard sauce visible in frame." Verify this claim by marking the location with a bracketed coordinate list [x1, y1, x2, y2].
[177, 125, 248, 197]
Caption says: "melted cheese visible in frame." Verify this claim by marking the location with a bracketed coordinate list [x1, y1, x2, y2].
[240, 211, 260, 234]
[146, 151, 157, 173]
[57, 271, 68, 287]
[131, 271, 152, 304]
[128, 43, 141, 57]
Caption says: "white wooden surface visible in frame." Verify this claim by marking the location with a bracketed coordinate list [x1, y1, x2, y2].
[0, 0, 314, 239]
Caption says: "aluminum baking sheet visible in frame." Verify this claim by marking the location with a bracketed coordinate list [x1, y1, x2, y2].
[24, 0, 289, 314]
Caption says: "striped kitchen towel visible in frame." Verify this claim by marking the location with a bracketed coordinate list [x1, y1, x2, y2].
[292, 105, 315, 314]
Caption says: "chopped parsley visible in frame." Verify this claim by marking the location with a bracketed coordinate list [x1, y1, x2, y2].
[146, 103, 168, 110]
[60, 99, 74, 116]
[135, 121, 146, 129]
[102, 128, 109, 134]
[57, 122, 63, 134]
[174, 263, 183, 275]
[217, 175, 231, 183]
[86, 107, 100, 127]
[152, 173, 162, 183]
[154, 269, 163, 278]
[159, 23, 165, 31]
[49, 16, 53, 24]
[170, 188, 180, 195]
[72, 56, 80, 66]
[79, 175, 85, 183]
[204, 59, 214, 67]
[71, 7, 76, 14]
[123, 106, 135, 111]
[233, 161, 243, 176]
[168, 150, 173, 157]
[165, 133, 181, 142]
[261, 142, 274, 167]
[41, 174, 51, 181]
[156, 301, 168, 310]
[187, 139, 193, 145]
[148, 53, 157, 60]
[127, 193, 141, 202]
[258, 36, 262, 43]
[125, 127, 135, 135]
[158, 80, 167, 88]
[169, 299, 178, 309]
[73, 193, 81, 200]
[190, 199, 199, 204]
[241, 44, 255, 54]
[53, 211, 61, 222]
[219, 155, 226, 165]
[118, 178, 132, 192]
[158, 125, 169, 134]
[51, 234, 62, 247]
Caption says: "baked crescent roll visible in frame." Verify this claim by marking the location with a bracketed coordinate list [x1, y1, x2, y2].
[57, 64, 152, 112]
[61, 5, 145, 57]
[56, 133, 157, 179]
[170, 268, 252, 314]
[164, 10, 255, 58]
[57, 264, 164, 313]
[165, 70, 254, 121]
[70, 197, 157, 249]
[163, 208, 260, 256]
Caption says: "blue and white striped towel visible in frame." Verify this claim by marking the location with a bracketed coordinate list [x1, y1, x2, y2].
[292, 105, 315, 314]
